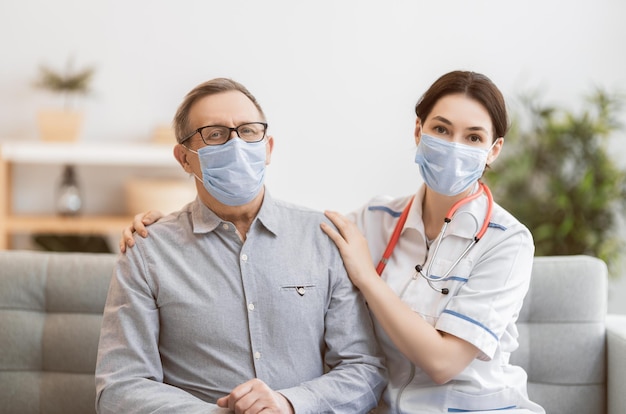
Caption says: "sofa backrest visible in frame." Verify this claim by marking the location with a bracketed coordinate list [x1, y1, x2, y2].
[512, 255, 608, 414]
[0, 251, 609, 414]
[0, 250, 116, 414]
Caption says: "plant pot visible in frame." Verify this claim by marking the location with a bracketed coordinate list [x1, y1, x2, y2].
[37, 109, 83, 142]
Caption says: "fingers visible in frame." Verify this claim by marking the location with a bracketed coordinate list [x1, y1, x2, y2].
[118, 210, 166, 253]
[325, 210, 359, 236]
[323, 210, 345, 227]
[118, 229, 132, 253]
[320, 221, 345, 248]
[216, 379, 293, 414]
[131, 210, 165, 239]
[216, 379, 256, 412]
[131, 213, 149, 238]
[142, 210, 165, 226]
[215, 395, 230, 408]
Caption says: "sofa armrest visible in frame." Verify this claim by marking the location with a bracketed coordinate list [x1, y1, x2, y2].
[607, 314, 626, 414]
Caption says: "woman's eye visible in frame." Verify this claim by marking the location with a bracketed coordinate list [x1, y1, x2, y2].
[433, 125, 447, 134]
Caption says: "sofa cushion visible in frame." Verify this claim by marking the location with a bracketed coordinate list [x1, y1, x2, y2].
[0, 251, 116, 414]
[512, 255, 608, 414]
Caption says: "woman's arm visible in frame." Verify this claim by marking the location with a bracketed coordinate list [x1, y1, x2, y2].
[321, 211, 479, 384]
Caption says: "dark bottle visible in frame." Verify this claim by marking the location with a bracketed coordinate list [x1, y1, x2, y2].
[56, 164, 82, 216]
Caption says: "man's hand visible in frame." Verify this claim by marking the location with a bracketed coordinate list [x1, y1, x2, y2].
[216, 378, 294, 414]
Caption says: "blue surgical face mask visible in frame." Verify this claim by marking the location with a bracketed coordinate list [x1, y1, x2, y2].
[415, 133, 495, 196]
[187, 137, 267, 206]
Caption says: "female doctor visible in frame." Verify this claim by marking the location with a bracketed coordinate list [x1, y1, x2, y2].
[321, 71, 544, 413]
[120, 71, 545, 413]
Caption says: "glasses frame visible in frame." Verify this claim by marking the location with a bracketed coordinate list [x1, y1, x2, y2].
[180, 122, 268, 146]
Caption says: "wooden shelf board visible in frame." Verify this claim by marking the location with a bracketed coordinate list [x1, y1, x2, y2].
[0, 142, 177, 167]
[6, 215, 133, 234]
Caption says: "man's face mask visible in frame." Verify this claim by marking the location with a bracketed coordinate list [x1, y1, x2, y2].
[187, 137, 267, 206]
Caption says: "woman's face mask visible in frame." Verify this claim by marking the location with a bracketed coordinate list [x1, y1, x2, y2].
[187, 137, 267, 206]
[415, 133, 496, 196]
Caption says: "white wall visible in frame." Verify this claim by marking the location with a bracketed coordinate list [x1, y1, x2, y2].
[2, 0, 626, 309]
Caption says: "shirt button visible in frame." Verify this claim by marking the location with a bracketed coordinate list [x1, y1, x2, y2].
[241, 254, 248, 262]
[222, 223, 229, 230]
[248, 302, 255, 311]
[254, 351, 261, 360]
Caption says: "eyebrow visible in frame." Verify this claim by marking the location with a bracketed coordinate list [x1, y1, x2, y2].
[431, 115, 489, 133]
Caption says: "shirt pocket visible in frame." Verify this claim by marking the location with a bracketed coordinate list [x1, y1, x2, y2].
[427, 257, 473, 296]
[277, 283, 328, 333]
[280, 283, 317, 298]
[407, 258, 473, 321]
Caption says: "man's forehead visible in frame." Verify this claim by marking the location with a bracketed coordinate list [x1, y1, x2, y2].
[190, 91, 261, 124]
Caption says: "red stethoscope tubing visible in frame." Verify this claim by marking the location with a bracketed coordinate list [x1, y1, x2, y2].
[375, 197, 414, 275]
[376, 181, 493, 276]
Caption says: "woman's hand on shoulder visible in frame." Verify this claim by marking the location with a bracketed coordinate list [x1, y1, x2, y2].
[321, 210, 378, 288]
[119, 210, 165, 253]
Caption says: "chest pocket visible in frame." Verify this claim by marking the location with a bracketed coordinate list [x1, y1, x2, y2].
[405, 257, 473, 323]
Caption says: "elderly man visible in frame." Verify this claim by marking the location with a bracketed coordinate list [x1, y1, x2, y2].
[95, 78, 386, 414]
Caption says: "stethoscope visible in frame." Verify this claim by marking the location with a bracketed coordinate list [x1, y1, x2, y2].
[376, 181, 494, 295]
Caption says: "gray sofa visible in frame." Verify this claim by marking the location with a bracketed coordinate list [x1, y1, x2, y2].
[0, 251, 625, 414]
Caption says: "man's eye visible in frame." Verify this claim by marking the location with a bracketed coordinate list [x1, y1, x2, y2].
[208, 129, 226, 139]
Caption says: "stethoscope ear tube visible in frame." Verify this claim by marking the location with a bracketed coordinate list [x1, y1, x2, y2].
[378, 181, 494, 294]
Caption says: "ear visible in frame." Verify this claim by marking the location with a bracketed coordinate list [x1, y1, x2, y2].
[174, 144, 194, 173]
[487, 137, 504, 165]
[264, 135, 274, 165]
[414, 118, 422, 145]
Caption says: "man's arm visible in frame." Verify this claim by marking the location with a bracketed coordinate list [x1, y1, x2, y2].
[95, 250, 223, 414]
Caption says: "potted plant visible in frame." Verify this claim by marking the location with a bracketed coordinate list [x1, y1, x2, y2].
[33, 57, 96, 142]
[485, 88, 626, 277]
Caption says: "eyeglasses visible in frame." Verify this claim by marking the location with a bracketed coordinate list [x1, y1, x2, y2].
[181, 122, 268, 146]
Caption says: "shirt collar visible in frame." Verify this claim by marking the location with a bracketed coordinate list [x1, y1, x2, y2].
[189, 190, 279, 236]
[405, 183, 488, 241]
[189, 197, 221, 233]
[253, 191, 280, 236]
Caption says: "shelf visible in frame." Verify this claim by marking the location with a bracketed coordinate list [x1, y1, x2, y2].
[0, 141, 177, 166]
[0, 141, 182, 250]
[5, 215, 135, 234]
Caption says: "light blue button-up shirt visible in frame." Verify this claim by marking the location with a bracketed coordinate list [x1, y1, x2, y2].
[96, 192, 386, 414]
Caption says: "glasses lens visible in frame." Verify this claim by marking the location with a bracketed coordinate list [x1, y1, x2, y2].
[237, 123, 266, 142]
[199, 126, 230, 145]
[197, 123, 267, 145]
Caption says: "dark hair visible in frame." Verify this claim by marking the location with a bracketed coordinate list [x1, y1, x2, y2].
[415, 71, 508, 140]
[173, 78, 266, 143]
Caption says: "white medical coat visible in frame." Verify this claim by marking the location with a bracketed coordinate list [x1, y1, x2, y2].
[348, 183, 545, 414]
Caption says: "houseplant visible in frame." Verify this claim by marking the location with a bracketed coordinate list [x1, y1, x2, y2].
[33, 57, 96, 142]
[485, 88, 626, 277]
